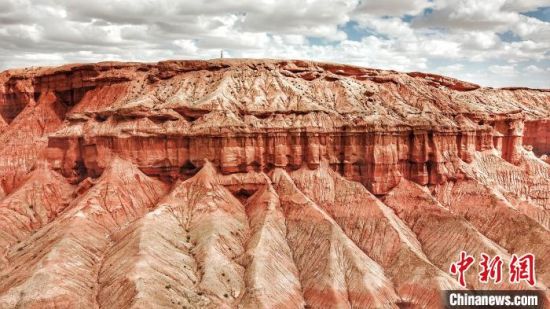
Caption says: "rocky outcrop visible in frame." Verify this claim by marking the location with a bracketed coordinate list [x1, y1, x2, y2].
[524, 119, 550, 156]
[0, 59, 549, 308]
[2, 59, 537, 195]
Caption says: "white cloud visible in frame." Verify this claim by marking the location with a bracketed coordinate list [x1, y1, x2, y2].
[437, 63, 464, 72]
[488, 64, 517, 75]
[512, 15, 550, 41]
[413, 0, 520, 31]
[0, 0, 547, 88]
[502, 0, 549, 12]
[524, 64, 544, 73]
[355, 0, 433, 16]
[173, 39, 199, 55]
[461, 31, 500, 50]
[354, 15, 415, 38]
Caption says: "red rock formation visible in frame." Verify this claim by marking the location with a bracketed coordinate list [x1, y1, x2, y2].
[383, 179, 540, 291]
[288, 162, 460, 307]
[0, 164, 73, 258]
[433, 178, 550, 285]
[0, 157, 168, 308]
[0, 90, 66, 193]
[525, 119, 550, 156]
[0, 59, 548, 308]
[11, 59, 539, 193]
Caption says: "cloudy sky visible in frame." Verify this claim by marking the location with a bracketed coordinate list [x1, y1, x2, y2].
[1, 0, 549, 88]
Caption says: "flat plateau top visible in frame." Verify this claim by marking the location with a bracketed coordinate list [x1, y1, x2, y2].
[1, 59, 549, 136]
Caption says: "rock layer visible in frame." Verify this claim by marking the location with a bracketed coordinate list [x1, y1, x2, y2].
[0, 59, 549, 308]
[0, 59, 539, 194]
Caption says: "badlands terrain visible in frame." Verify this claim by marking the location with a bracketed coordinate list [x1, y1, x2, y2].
[0, 59, 548, 308]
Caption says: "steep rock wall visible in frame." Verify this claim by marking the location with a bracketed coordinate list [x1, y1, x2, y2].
[524, 119, 550, 156]
[1, 59, 548, 195]
[45, 116, 538, 194]
[48, 126, 510, 195]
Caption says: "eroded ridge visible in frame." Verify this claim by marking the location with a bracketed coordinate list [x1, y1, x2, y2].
[0, 158, 168, 308]
[0, 154, 548, 308]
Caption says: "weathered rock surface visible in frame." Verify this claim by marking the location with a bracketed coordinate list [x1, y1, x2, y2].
[0, 157, 168, 308]
[0, 164, 73, 258]
[383, 179, 541, 291]
[288, 162, 461, 307]
[0, 59, 548, 308]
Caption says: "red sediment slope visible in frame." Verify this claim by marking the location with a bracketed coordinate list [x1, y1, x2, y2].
[288, 162, 461, 307]
[0, 157, 168, 308]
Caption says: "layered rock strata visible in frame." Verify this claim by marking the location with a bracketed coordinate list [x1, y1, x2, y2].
[0, 59, 548, 308]
[0, 60, 546, 195]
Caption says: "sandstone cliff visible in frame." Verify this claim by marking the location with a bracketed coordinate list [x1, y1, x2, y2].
[0, 59, 548, 308]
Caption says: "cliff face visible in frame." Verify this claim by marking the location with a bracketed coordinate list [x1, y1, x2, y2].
[0, 60, 549, 308]
[2, 60, 547, 193]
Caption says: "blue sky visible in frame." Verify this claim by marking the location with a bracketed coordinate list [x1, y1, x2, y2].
[0, 0, 548, 88]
